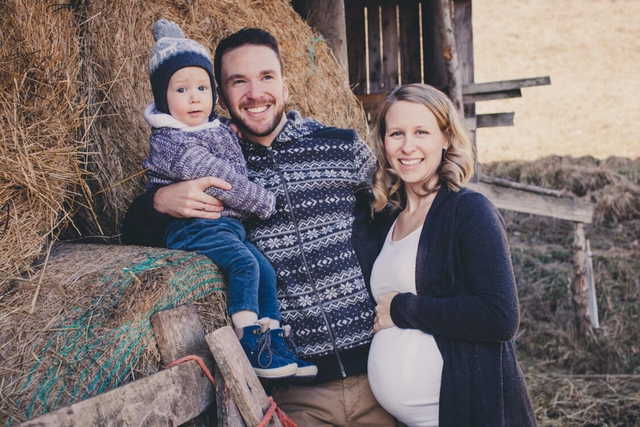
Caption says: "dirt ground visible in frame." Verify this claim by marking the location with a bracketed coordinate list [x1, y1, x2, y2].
[472, 0, 640, 163]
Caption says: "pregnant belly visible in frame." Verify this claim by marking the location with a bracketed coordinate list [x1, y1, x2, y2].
[368, 327, 443, 426]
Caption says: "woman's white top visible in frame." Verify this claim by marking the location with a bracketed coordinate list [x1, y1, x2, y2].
[368, 220, 443, 427]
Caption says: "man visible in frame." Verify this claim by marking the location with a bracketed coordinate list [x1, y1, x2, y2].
[122, 28, 396, 426]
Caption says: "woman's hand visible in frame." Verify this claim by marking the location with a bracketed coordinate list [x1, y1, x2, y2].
[153, 177, 231, 219]
[373, 291, 399, 333]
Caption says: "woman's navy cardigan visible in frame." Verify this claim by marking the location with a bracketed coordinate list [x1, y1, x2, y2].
[352, 185, 537, 427]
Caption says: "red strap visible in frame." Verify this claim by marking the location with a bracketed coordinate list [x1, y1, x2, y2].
[165, 356, 297, 427]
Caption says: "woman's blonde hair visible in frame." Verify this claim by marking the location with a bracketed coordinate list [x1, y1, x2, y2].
[370, 83, 475, 212]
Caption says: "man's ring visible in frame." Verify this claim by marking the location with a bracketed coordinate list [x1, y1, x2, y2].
[201, 202, 206, 211]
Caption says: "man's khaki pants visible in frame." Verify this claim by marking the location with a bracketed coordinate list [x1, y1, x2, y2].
[271, 373, 402, 427]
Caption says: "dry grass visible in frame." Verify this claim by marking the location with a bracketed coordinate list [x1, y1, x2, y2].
[473, 0, 640, 163]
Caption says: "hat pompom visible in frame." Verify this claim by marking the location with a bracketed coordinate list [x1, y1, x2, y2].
[152, 19, 184, 41]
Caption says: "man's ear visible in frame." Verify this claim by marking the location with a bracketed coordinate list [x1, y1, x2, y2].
[217, 87, 228, 110]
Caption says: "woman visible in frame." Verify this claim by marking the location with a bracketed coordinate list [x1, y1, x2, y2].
[365, 84, 536, 426]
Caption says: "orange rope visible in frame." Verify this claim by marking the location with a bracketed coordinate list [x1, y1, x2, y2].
[255, 396, 297, 427]
[165, 355, 216, 385]
[164, 355, 297, 427]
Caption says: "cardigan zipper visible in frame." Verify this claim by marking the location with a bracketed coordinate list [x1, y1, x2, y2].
[267, 146, 347, 377]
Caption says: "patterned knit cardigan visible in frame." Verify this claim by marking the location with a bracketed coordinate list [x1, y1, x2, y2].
[240, 111, 377, 380]
[142, 105, 275, 220]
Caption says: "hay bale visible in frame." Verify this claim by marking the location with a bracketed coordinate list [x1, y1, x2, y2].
[71, 0, 368, 239]
[0, 243, 230, 425]
[0, 1, 86, 287]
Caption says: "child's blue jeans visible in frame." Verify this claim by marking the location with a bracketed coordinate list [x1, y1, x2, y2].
[165, 217, 279, 320]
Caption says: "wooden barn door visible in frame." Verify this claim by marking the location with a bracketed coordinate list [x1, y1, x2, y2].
[346, 0, 451, 112]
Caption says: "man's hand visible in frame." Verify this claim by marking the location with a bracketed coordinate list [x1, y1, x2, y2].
[153, 177, 231, 219]
[372, 291, 399, 333]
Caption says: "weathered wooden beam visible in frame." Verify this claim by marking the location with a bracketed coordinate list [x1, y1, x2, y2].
[463, 88, 522, 103]
[436, 0, 464, 113]
[478, 174, 566, 198]
[151, 304, 243, 427]
[205, 326, 283, 427]
[477, 112, 514, 127]
[17, 359, 215, 426]
[463, 76, 551, 94]
[468, 182, 595, 223]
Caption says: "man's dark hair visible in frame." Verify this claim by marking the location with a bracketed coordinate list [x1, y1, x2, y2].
[213, 28, 283, 88]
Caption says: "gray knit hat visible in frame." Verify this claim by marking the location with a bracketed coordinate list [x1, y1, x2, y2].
[148, 19, 216, 116]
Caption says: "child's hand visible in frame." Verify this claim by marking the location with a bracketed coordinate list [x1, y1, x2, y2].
[229, 122, 243, 139]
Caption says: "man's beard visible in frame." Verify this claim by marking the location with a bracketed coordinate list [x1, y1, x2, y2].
[230, 102, 286, 139]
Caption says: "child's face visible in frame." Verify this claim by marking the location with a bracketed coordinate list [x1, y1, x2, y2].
[166, 66, 213, 127]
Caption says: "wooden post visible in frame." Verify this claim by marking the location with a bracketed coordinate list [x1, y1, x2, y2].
[151, 305, 244, 427]
[436, 0, 464, 114]
[572, 222, 593, 335]
[292, 0, 349, 76]
[206, 326, 283, 427]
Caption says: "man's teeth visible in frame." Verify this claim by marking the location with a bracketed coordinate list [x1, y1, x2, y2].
[400, 159, 423, 165]
[247, 106, 268, 113]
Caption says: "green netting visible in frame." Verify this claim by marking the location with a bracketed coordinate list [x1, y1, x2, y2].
[1, 244, 229, 425]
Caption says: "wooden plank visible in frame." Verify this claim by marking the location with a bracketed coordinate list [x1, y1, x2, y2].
[205, 326, 283, 427]
[356, 92, 385, 113]
[18, 360, 214, 427]
[367, 4, 383, 93]
[468, 182, 595, 223]
[398, 1, 421, 85]
[477, 112, 514, 127]
[345, 2, 367, 94]
[151, 304, 243, 427]
[463, 88, 521, 103]
[381, 3, 399, 91]
[463, 76, 551, 94]
[214, 365, 245, 426]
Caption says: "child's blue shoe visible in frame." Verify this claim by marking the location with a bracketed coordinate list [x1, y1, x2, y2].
[237, 324, 298, 379]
